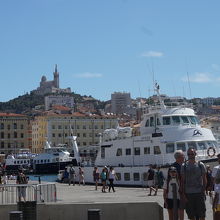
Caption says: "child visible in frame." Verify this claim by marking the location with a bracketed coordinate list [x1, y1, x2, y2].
[213, 174, 220, 219]
[163, 166, 181, 220]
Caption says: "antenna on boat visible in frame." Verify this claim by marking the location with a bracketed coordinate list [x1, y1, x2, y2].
[155, 82, 166, 109]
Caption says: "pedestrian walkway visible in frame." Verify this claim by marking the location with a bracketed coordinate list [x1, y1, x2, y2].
[54, 182, 212, 220]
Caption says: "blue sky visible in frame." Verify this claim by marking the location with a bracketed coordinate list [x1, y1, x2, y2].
[1, 0, 220, 102]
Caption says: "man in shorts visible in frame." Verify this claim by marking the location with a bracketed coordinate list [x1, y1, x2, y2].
[181, 148, 207, 220]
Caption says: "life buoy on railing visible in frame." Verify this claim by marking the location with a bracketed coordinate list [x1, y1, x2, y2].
[207, 147, 216, 158]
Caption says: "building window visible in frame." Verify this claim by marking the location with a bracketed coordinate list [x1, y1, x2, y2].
[14, 132, 17, 138]
[77, 125, 80, 129]
[83, 133, 86, 137]
[20, 133, 24, 138]
[83, 142, 87, 146]
[52, 133, 55, 137]
[58, 133, 62, 137]
[8, 143, 11, 148]
[7, 124, 10, 130]
[20, 124, 24, 129]
[134, 147, 140, 155]
[83, 125, 86, 129]
[1, 132, 4, 138]
[126, 148, 131, 155]
[94, 125, 98, 129]
[0, 123, 4, 129]
[144, 147, 150, 154]
[58, 125, 62, 129]
[52, 125, 55, 129]
[8, 133, 10, 138]
[77, 133, 80, 137]
[13, 123, 17, 129]
[1, 142, 4, 148]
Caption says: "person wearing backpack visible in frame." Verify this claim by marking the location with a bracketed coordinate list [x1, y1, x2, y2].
[181, 147, 207, 220]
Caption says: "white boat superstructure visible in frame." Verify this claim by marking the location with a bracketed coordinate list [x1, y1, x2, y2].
[33, 137, 80, 174]
[82, 84, 219, 186]
[5, 149, 37, 173]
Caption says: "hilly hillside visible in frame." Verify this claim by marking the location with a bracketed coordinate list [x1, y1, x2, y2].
[0, 92, 105, 115]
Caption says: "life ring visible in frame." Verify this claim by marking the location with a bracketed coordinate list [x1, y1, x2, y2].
[207, 147, 216, 158]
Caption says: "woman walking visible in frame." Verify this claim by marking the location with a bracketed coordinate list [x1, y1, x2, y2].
[100, 167, 108, 193]
[108, 167, 117, 192]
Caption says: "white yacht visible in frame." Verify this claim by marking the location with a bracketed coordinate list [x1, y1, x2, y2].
[82, 84, 219, 186]
[33, 136, 80, 174]
[5, 149, 36, 173]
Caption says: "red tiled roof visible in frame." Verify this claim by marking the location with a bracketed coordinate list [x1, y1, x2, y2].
[0, 113, 26, 117]
[53, 105, 71, 111]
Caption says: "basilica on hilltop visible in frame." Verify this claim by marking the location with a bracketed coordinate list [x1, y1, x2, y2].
[33, 65, 71, 95]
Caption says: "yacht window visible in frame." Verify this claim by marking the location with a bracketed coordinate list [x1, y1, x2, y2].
[177, 143, 186, 152]
[144, 147, 150, 154]
[134, 147, 140, 155]
[189, 116, 196, 125]
[124, 173, 130, 181]
[116, 173, 121, 181]
[14, 161, 16, 164]
[41, 160, 43, 163]
[126, 148, 131, 155]
[172, 116, 180, 125]
[166, 143, 175, 153]
[48, 159, 50, 162]
[197, 141, 207, 150]
[23, 160, 26, 164]
[116, 148, 122, 156]
[133, 173, 140, 181]
[150, 117, 154, 127]
[44, 159, 47, 163]
[154, 146, 161, 154]
[207, 141, 215, 148]
[145, 119, 149, 127]
[181, 116, 189, 124]
[163, 117, 171, 125]
[17, 161, 19, 164]
[188, 142, 197, 150]
[157, 118, 161, 126]
[212, 141, 218, 148]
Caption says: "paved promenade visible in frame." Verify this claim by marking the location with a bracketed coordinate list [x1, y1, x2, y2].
[54, 182, 213, 220]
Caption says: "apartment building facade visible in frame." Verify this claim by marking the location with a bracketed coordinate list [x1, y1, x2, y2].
[32, 113, 118, 153]
[0, 113, 31, 154]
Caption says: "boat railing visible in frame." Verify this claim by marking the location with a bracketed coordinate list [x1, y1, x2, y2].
[0, 183, 57, 205]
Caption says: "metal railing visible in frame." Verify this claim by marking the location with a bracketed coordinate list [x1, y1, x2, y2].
[0, 183, 57, 205]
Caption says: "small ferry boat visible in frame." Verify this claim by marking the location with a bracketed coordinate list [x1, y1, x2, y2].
[5, 149, 37, 174]
[80, 83, 219, 186]
[33, 136, 80, 174]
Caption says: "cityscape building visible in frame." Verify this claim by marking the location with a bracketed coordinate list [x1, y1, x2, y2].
[0, 113, 31, 154]
[32, 113, 118, 153]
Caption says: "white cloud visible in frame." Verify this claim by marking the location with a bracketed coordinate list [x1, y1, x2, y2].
[74, 72, 103, 78]
[181, 72, 212, 83]
[141, 51, 163, 57]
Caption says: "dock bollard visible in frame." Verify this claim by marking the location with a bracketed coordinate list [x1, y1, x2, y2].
[88, 209, 101, 220]
[9, 211, 23, 220]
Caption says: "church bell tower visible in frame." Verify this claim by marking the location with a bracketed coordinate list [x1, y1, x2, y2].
[53, 64, 59, 88]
